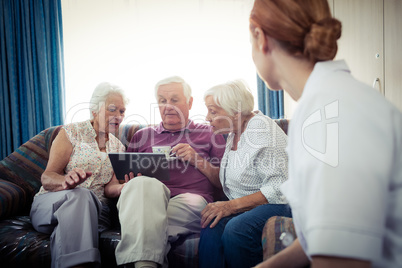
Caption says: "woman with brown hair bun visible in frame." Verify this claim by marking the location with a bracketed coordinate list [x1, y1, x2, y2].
[249, 0, 402, 268]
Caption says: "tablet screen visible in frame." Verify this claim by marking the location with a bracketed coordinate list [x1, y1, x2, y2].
[108, 152, 170, 181]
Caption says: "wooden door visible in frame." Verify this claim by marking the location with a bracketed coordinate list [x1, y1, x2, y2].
[333, 0, 384, 93]
[384, 0, 402, 111]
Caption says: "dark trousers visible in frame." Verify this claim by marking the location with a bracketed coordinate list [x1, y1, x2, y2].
[199, 203, 292, 268]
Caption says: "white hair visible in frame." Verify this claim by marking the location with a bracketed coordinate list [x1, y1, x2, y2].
[89, 82, 129, 119]
[154, 76, 192, 103]
[204, 79, 254, 116]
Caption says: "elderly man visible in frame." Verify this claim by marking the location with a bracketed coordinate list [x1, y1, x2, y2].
[115, 76, 226, 268]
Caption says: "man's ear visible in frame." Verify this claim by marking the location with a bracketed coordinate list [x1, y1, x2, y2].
[188, 97, 193, 110]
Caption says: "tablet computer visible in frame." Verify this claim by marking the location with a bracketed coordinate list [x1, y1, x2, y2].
[109, 152, 170, 181]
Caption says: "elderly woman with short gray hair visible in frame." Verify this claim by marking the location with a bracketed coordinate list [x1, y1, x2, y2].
[30, 82, 129, 268]
[199, 79, 291, 268]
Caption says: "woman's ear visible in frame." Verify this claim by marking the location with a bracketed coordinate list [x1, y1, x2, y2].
[233, 112, 240, 120]
[254, 27, 269, 53]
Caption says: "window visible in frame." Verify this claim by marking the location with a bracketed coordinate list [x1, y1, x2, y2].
[62, 0, 257, 126]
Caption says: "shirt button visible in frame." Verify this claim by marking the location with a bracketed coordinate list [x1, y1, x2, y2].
[172, 134, 174, 136]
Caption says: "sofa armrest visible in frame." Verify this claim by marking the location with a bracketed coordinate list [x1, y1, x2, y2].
[0, 179, 29, 219]
[262, 216, 296, 260]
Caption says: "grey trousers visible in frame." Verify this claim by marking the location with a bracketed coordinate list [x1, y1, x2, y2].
[115, 176, 208, 266]
[30, 188, 104, 268]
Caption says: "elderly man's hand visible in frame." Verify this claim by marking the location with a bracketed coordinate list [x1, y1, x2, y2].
[171, 143, 203, 167]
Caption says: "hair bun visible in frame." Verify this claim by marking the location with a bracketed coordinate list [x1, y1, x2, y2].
[304, 18, 342, 62]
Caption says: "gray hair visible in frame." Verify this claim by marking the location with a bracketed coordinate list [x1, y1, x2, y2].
[204, 79, 254, 116]
[154, 76, 192, 103]
[89, 82, 129, 119]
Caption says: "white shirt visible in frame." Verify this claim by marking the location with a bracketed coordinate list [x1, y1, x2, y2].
[220, 111, 288, 204]
[281, 60, 402, 267]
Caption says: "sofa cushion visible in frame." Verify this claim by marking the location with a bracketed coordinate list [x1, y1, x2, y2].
[168, 233, 200, 268]
[0, 179, 27, 219]
[117, 124, 143, 148]
[262, 216, 296, 260]
[0, 126, 62, 214]
[0, 216, 51, 268]
[274, 119, 289, 135]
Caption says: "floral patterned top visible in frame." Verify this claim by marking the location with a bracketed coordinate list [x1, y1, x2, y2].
[35, 120, 125, 202]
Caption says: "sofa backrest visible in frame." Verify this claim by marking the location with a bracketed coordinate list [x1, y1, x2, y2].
[0, 126, 62, 193]
[117, 124, 147, 148]
[274, 119, 289, 135]
[0, 125, 63, 218]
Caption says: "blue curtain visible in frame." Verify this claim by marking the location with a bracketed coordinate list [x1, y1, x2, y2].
[257, 74, 284, 119]
[0, 0, 65, 159]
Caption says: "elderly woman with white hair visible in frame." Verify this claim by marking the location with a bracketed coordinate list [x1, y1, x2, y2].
[198, 79, 291, 268]
[30, 82, 129, 268]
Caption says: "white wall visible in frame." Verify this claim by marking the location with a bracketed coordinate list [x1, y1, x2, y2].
[62, 0, 257, 126]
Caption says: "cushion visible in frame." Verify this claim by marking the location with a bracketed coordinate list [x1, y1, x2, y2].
[274, 119, 289, 135]
[0, 126, 62, 205]
[168, 233, 200, 268]
[0, 216, 51, 267]
[0, 179, 27, 219]
[117, 124, 142, 148]
[262, 216, 296, 260]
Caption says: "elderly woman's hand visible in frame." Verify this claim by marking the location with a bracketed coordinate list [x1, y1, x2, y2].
[201, 201, 235, 228]
[124, 171, 139, 182]
[62, 168, 91, 190]
[171, 143, 203, 166]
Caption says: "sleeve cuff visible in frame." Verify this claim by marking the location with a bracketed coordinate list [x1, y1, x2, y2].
[260, 184, 286, 204]
[307, 227, 382, 262]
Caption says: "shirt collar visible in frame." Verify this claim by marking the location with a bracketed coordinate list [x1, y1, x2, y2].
[308, 60, 350, 85]
[302, 60, 350, 99]
[314, 59, 349, 75]
[86, 120, 97, 138]
[155, 119, 195, 134]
